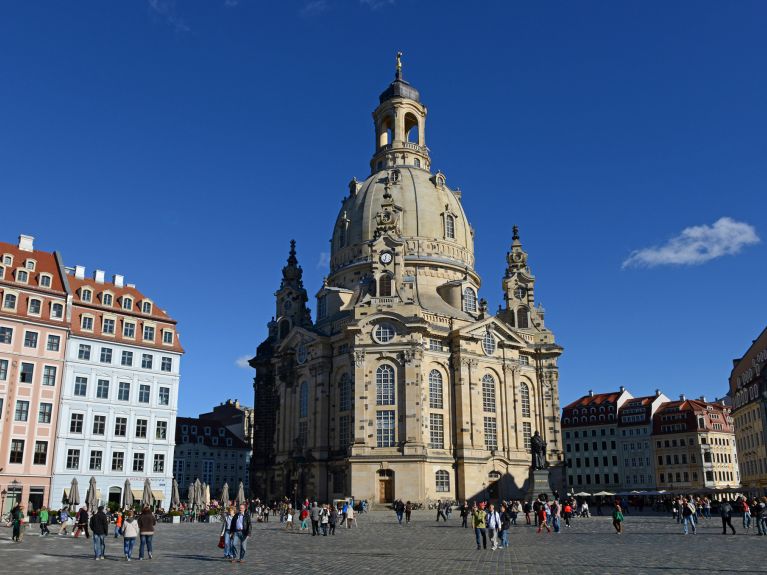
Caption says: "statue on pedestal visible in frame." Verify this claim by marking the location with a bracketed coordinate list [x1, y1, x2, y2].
[531, 431, 547, 470]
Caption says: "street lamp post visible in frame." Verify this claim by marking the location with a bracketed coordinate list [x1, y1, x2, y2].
[1, 489, 7, 515]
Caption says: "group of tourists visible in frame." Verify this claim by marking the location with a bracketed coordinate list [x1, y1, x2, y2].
[671, 495, 767, 535]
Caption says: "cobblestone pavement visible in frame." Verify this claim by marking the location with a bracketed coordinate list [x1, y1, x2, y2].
[1, 511, 765, 575]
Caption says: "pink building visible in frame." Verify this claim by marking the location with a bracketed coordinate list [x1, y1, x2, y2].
[0, 235, 69, 513]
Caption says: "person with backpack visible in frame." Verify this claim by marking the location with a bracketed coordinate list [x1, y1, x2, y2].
[721, 500, 736, 534]
[122, 511, 139, 561]
[612, 503, 624, 534]
[681, 498, 696, 535]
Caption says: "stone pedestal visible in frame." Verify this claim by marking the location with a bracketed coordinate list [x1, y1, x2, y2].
[527, 469, 553, 501]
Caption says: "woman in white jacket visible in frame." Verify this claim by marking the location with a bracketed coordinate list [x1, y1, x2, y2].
[122, 511, 139, 561]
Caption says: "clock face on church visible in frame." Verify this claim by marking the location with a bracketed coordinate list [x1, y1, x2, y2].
[514, 287, 527, 299]
[379, 251, 393, 265]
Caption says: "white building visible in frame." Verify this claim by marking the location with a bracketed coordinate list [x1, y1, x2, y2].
[616, 391, 669, 490]
[51, 267, 183, 507]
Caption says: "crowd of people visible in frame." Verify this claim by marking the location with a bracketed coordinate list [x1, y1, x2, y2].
[670, 495, 767, 535]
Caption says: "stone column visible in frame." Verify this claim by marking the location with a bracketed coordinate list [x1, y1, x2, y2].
[401, 347, 425, 454]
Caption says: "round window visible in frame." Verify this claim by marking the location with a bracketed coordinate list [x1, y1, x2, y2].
[374, 323, 395, 343]
[296, 343, 307, 364]
[482, 331, 496, 355]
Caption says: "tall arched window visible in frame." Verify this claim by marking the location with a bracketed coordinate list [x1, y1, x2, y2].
[445, 214, 455, 239]
[429, 370, 443, 409]
[299, 381, 309, 418]
[520, 383, 531, 418]
[463, 287, 477, 313]
[339, 224, 347, 248]
[516, 307, 529, 328]
[339, 373, 352, 412]
[435, 470, 450, 492]
[379, 274, 392, 297]
[376, 364, 395, 405]
[482, 374, 496, 413]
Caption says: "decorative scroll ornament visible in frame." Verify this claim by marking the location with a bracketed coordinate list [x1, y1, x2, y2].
[374, 181, 402, 239]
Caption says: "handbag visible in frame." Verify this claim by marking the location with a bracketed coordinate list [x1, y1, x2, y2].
[217, 535, 225, 549]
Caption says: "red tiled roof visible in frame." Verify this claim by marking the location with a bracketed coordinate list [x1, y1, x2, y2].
[563, 391, 621, 410]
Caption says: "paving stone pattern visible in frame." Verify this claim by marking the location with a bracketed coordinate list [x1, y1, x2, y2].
[0, 511, 765, 575]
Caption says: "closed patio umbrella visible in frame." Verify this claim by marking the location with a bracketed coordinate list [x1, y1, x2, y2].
[171, 479, 181, 510]
[85, 476, 99, 514]
[203, 483, 211, 507]
[187, 483, 195, 507]
[220, 482, 230, 506]
[236, 481, 246, 506]
[123, 479, 135, 510]
[193, 478, 202, 510]
[141, 478, 153, 508]
[68, 478, 80, 511]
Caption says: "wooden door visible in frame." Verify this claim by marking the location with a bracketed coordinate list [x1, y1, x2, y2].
[379, 480, 393, 503]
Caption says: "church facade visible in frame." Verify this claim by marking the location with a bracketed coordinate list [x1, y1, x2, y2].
[250, 61, 564, 504]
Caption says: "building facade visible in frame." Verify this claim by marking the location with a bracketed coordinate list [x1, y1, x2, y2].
[251, 60, 564, 504]
[199, 399, 254, 446]
[0, 236, 69, 513]
[173, 416, 251, 498]
[653, 396, 739, 491]
[729, 327, 767, 494]
[617, 391, 669, 490]
[50, 267, 183, 507]
[561, 388, 632, 492]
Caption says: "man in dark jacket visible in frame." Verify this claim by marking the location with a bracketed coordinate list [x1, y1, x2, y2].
[229, 503, 251, 563]
[76, 507, 90, 538]
[89, 506, 109, 560]
[721, 500, 736, 534]
[310, 502, 321, 536]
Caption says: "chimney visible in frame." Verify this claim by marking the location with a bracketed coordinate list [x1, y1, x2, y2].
[94, 269, 105, 284]
[127, 283, 136, 289]
[619, 386, 625, 392]
[18, 234, 34, 252]
[113, 274, 124, 288]
[588, 389, 594, 397]
[699, 395, 706, 402]
[655, 389, 661, 397]
[679, 394, 686, 402]
[75, 265, 85, 279]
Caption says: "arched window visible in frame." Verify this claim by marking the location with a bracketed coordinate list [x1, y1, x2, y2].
[445, 214, 455, 239]
[299, 381, 309, 418]
[482, 374, 496, 413]
[379, 274, 392, 297]
[429, 370, 443, 409]
[339, 373, 352, 412]
[520, 383, 531, 418]
[463, 287, 477, 313]
[435, 470, 450, 492]
[339, 224, 347, 248]
[516, 307, 529, 328]
[376, 364, 395, 405]
[374, 323, 395, 343]
[405, 112, 419, 144]
[378, 116, 393, 149]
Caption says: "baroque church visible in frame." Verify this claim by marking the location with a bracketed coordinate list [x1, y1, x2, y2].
[250, 58, 564, 504]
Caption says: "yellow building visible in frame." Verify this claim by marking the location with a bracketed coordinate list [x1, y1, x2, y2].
[249, 58, 563, 504]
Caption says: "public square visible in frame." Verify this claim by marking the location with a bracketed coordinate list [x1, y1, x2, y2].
[1, 510, 765, 575]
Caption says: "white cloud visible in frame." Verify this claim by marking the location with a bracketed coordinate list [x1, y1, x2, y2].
[235, 355, 252, 369]
[147, 0, 191, 32]
[360, 0, 395, 8]
[317, 251, 330, 269]
[300, 0, 329, 17]
[622, 217, 759, 269]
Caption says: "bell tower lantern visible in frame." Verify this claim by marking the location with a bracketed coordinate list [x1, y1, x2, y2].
[370, 52, 431, 173]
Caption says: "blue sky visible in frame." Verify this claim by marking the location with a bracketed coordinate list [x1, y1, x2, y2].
[1, 1, 765, 416]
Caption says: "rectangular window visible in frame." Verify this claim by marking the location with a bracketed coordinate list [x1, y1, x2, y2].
[10, 439, 25, 464]
[46, 334, 61, 351]
[484, 417, 498, 451]
[74, 376, 87, 396]
[143, 326, 155, 341]
[136, 418, 148, 438]
[523, 421, 532, 450]
[339, 414, 351, 447]
[163, 330, 173, 344]
[0, 359, 7, 380]
[51, 302, 63, 318]
[89, 450, 103, 470]
[297, 420, 308, 447]
[376, 410, 396, 447]
[78, 344, 91, 360]
[138, 384, 150, 403]
[123, 322, 135, 338]
[132, 452, 145, 472]
[99, 347, 112, 363]
[81, 316, 93, 330]
[93, 414, 106, 435]
[70, 413, 84, 433]
[3, 293, 17, 310]
[38, 402, 52, 423]
[66, 448, 80, 469]
[33, 441, 48, 465]
[429, 413, 444, 449]
[158, 386, 170, 406]
[96, 379, 109, 399]
[141, 354, 153, 369]
[118, 382, 130, 401]
[0, 326, 13, 344]
[28, 299, 41, 314]
[19, 362, 34, 383]
[114, 417, 127, 437]
[161, 356, 172, 372]
[156, 420, 168, 440]
[121, 350, 133, 366]
[23, 331, 38, 348]
[153, 453, 165, 473]
[42, 365, 57, 386]
[111, 451, 124, 471]
[14, 400, 30, 421]
[102, 318, 115, 334]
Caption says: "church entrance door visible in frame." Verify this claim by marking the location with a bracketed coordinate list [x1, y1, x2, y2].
[377, 469, 394, 503]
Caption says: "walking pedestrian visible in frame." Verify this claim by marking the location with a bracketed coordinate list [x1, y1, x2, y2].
[395, 499, 405, 525]
[471, 503, 487, 550]
[74, 506, 90, 538]
[405, 501, 413, 523]
[137, 505, 156, 560]
[523, 500, 532, 525]
[436, 499, 448, 522]
[758, 497, 767, 536]
[551, 499, 561, 533]
[285, 507, 294, 529]
[221, 506, 236, 560]
[612, 503, 624, 535]
[310, 502, 321, 536]
[59, 509, 71, 536]
[460, 501, 470, 528]
[563, 501, 572, 528]
[486, 504, 501, 550]
[499, 503, 511, 548]
[329, 505, 338, 535]
[742, 498, 752, 530]
[122, 511, 139, 561]
[11, 504, 25, 542]
[536, 501, 551, 534]
[721, 500, 736, 534]
[39, 506, 50, 536]
[299, 506, 309, 531]
[320, 504, 330, 535]
[113, 511, 123, 538]
[89, 505, 109, 560]
[229, 503, 251, 563]
[345, 504, 355, 528]
[510, 500, 520, 525]
[681, 498, 696, 535]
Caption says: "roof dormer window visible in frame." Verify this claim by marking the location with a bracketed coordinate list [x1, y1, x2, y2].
[39, 274, 52, 288]
[2, 255, 12, 266]
[162, 330, 174, 345]
[81, 288, 92, 303]
[0, 266, 4, 280]
[463, 287, 477, 313]
[141, 300, 153, 314]
[102, 292, 113, 306]
[25, 259, 36, 271]
[16, 270, 28, 283]
[122, 297, 133, 310]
